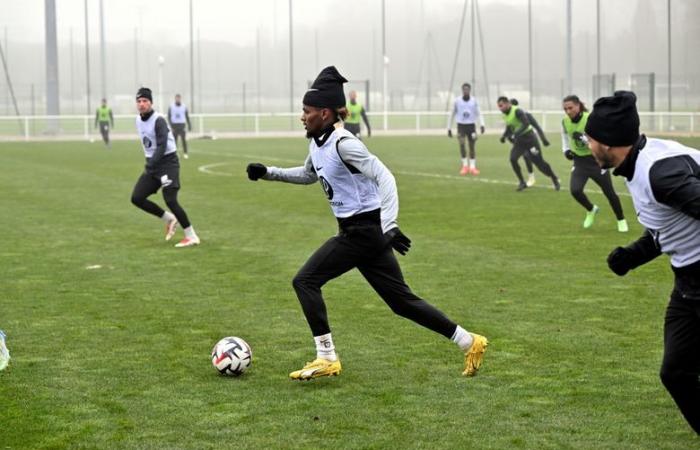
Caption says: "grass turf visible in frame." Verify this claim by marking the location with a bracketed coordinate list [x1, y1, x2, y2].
[1, 134, 699, 449]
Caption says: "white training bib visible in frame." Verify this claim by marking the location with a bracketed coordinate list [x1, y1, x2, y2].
[135, 111, 177, 158]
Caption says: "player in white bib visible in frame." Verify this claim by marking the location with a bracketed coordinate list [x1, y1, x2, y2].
[447, 83, 485, 175]
[587, 91, 700, 435]
[131, 87, 200, 248]
[246, 67, 487, 381]
[167, 94, 192, 159]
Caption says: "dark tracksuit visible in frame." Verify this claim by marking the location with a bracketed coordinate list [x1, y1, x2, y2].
[131, 110, 191, 229]
[611, 136, 700, 434]
[501, 108, 558, 185]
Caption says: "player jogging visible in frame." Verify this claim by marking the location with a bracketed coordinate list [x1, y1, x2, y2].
[561, 94, 628, 232]
[447, 83, 485, 175]
[497, 96, 560, 191]
[246, 66, 487, 381]
[588, 91, 700, 435]
[345, 90, 371, 139]
[510, 98, 550, 187]
[131, 87, 200, 248]
[167, 94, 192, 159]
[95, 98, 114, 149]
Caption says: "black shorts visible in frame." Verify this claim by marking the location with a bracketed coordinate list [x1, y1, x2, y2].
[137, 155, 181, 194]
[457, 123, 477, 140]
[345, 122, 361, 137]
[172, 123, 187, 139]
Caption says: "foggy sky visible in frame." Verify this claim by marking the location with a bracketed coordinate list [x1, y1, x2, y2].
[0, 0, 698, 113]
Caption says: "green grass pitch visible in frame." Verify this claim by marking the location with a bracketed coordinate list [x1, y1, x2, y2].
[1, 134, 699, 448]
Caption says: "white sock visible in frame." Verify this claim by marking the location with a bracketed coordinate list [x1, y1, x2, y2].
[451, 325, 474, 351]
[469, 159, 476, 169]
[314, 333, 337, 361]
[184, 226, 197, 239]
[461, 157, 468, 167]
[161, 211, 176, 223]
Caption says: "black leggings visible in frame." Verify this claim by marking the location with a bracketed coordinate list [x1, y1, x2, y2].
[130, 170, 191, 229]
[660, 271, 700, 434]
[509, 133, 557, 183]
[570, 155, 624, 220]
[292, 213, 457, 339]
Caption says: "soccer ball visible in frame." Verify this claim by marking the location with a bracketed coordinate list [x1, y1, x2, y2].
[211, 336, 252, 376]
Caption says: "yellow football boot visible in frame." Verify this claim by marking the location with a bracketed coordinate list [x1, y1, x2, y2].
[463, 333, 488, 377]
[289, 358, 342, 380]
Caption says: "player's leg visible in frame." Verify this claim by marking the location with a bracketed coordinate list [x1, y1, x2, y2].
[510, 145, 527, 190]
[345, 123, 361, 139]
[523, 153, 535, 186]
[358, 248, 487, 376]
[457, 124, 469, 175]
[131, 172, 165, 217]
[159, 167, 199, 247]
[289, 234, 366, 379]
[100, 123, 110, 147]
[523, 136, 560, 190]
[569, 163, 599, 228]
[465, 124, 479, 174]
[659, 287, 700, 434]
[591, 168, 628, 231]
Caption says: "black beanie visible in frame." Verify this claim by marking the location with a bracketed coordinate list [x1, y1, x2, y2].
[136, 87, 153, 103]
[585, 91, 640, 146]
[302, 66, 348, 109]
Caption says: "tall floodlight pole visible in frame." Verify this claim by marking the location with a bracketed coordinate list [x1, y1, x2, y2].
[189, 0, 194, 113]
[158, 56, 164, 109]
[134, 27, 138, 87]
[84, 0, 91, 116]
[256, 27, 261, 112]
[99, 0, 106, 99]
[382, 0, 388, 131]
[528, 0, 533, 108]
[471, 0, 475, 84]
[565, 0, 572, 94]
[667, 0, 672, 112]
[45, 0, 60, 121]
[289, 0, 294, 125]
[596, 0, 600, 86]
[70, 28, 75, 113]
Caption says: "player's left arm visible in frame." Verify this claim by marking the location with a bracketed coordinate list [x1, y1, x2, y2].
[528, 112, 549, 146]
[109, 109, 114, 128]
[147, 116, 170, 170]
[337, 137, 398, 233]
[475, 100, 485, 133]
[650, 155, 700, 219]
[360, 107, 371, 137]
[185, 108, 192, 131]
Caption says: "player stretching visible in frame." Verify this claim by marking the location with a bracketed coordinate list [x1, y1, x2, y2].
[448, 83, 485, 175]
[131, 87, 200, 248]
[246, 67, 487, 380]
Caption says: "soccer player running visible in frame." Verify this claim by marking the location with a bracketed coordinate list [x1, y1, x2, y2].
[588, 91, 700, 435]
[447, 83, 485, 175]
[131, 87, 200, 248]
[167, 94, 192, 159]
[344, 90, 371, 139]
[497, 96, 560, 191]
[561, 95, 628, 232]
[510, 98, 550, 187]
[246, 66, 487, 381]
[95, 98, 114, 149]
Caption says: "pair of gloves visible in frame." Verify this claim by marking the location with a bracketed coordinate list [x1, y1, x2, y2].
[447, 126, 485, 138]
[245, 162, 412, 255]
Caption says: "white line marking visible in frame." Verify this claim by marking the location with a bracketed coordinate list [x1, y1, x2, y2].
[197, 161, 234, 177]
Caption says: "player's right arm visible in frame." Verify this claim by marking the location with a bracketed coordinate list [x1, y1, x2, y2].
[607, 229, 662, 276]
[561, 120, 573, 159]
[447, 101, 457, 136]
[246, 154, 318, 185]
[94, 110, 99, 128]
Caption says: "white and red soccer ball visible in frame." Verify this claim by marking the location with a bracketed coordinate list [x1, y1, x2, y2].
[211, 337, 252, 376]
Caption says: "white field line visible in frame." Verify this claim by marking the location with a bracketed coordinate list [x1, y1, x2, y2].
[192, 149, 631, 198]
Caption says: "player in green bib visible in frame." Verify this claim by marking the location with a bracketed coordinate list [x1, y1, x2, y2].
[344, 91, 371, 139]
[94, 98, 114, 149]
[497, 97, 560, 191]
[561, 95, 628, 231]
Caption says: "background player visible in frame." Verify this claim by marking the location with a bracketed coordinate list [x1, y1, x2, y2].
[168, 94, 192, 159]
[510, 98, 551, 187]
[345, 90, 371, 139]
[94, 98, 114, 149]
[447, 83, 485, 175]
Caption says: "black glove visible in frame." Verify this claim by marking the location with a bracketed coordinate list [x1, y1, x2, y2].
[542, 138, 550, 147]
[508, 135, 516, 143]
[448, 129, 453, 138]
[564, 150, 575, 160]
[480, 125, 485, 134]
[572, 131, 587, 145]
[499, 135, 506, 144]
[367, 129, 371, 138]
[607, 247, 636, 276]
[384, 228, 411, 255]
[246, 163, 267, 181]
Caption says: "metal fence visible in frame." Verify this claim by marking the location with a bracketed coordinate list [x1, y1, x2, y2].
[1, 111, 699, 142]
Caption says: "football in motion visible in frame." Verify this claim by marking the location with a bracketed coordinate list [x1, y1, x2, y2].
[211, 336, 252, 376]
